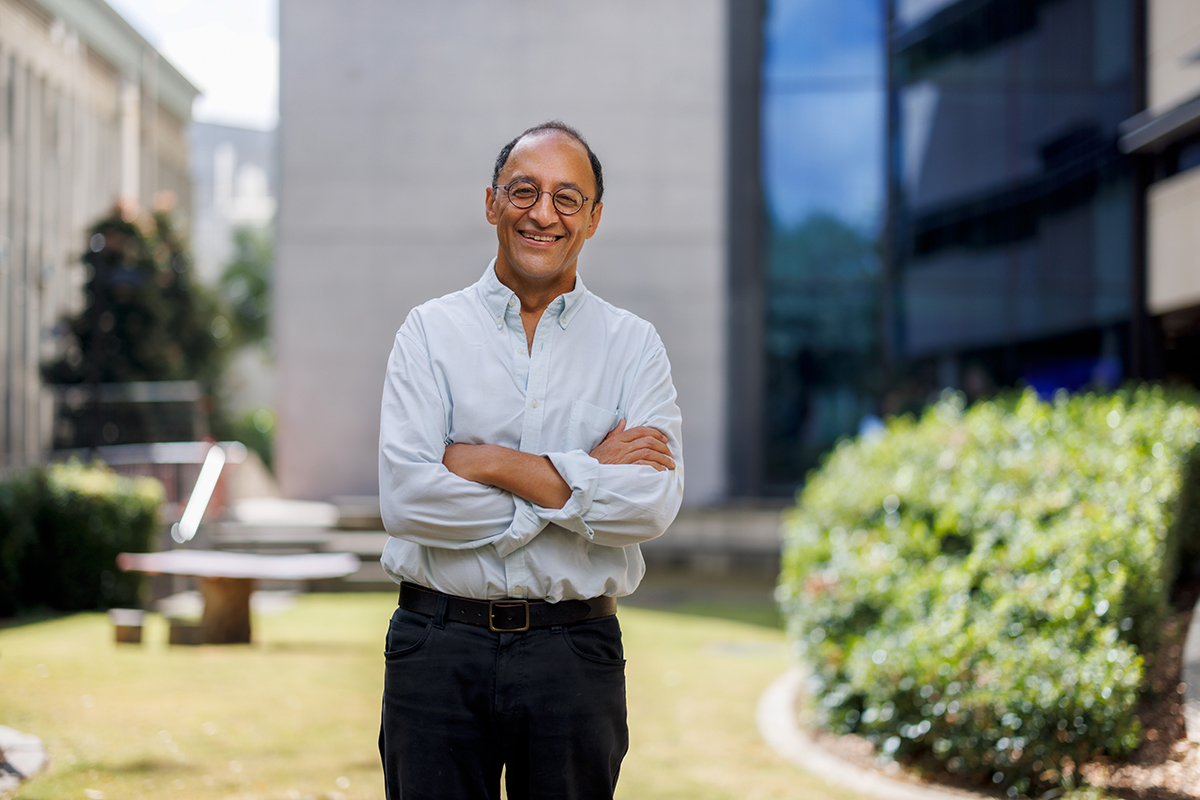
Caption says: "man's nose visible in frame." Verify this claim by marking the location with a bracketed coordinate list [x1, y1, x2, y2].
[528, 191, 559, 224]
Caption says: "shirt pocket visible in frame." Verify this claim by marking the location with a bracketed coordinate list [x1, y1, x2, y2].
[565, 399, 620, 454]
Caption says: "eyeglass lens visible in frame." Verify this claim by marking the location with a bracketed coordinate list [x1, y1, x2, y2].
[504, 180, 585, 215]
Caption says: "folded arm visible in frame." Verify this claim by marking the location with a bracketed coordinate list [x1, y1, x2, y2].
[442, 421, 676, 509]
[533, 339, 685, 549]
[379, 327, 546, 550]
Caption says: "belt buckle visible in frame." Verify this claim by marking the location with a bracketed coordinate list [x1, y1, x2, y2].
[488, 600, 530, 632]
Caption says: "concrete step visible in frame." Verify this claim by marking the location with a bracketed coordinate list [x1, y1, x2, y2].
[332, 495, 383, 530]
[642, 506, 785, 573]
[319, 531, 392, 590]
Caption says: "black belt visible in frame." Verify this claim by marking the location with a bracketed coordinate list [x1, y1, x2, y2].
[399, 582, 617, 632]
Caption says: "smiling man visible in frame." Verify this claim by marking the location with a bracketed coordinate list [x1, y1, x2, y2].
[377, 121, 684, 800]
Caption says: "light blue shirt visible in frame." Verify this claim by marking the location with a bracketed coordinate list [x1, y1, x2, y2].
[379, 261, 684, 602]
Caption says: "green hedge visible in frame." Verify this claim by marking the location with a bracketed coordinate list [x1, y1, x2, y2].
[778, 387, 1200, 795]
[0, 461, 163, 615]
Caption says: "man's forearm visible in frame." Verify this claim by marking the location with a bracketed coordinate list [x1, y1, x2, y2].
[443, 444, 572, 509]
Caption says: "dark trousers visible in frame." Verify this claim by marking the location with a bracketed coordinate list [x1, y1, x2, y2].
[378, 600, 629, 800]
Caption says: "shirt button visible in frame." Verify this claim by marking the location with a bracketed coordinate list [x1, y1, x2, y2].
[531, 399, 539, 408]
[514, 586, 524, 597]
[507, 298, 516, 308]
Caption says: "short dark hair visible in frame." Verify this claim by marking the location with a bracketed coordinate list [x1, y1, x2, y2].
[492, 121, 604, 205]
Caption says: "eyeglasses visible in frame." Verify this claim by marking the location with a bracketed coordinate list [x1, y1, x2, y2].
[494, 180, 591, 216]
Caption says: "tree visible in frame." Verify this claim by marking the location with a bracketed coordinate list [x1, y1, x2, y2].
[43, 204, 230, 447]
[211, 225, 276, 471]
[217, 226, 272, 349]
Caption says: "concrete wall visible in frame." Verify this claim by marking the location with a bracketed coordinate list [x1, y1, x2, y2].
[276, 0, 729, 505]
[1148, 0, 1200, 113]
[1148, 167, 1200, 314]
[1146, 0, 1200, 317]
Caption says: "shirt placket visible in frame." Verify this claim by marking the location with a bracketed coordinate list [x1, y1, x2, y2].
[502, 297, 558, 599]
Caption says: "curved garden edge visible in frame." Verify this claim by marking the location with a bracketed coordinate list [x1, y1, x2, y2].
[757, 668, 985, 800]
[759, 591, 1200, 800]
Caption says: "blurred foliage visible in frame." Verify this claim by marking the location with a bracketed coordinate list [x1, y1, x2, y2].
[43, 205, 228, 390]
[42, 205, 230, 446]
[0, 461, 162, 616]
[778, 387, 1200, 795]
[225, 407, 276, 474]
[217, 226, 273, 349]
[209, 228, 275, 467]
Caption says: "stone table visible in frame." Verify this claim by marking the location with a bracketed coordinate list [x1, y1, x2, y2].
[117, 550, 360, 644]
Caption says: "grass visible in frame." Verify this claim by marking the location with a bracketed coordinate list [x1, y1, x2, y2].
[0, 584, 867, 800]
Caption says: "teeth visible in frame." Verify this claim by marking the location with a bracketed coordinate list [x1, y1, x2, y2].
[524, 233, 557, 242]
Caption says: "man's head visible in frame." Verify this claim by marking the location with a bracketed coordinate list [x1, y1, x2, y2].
[486, 122, 604, 296]
[493, 121, 604, 205]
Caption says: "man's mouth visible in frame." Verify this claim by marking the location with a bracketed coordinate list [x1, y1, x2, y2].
[520, 231, 562, 243]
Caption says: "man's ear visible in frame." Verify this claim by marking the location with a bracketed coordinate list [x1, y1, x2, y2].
[584, 201, 603, 240]
[485, 186, 499, 225]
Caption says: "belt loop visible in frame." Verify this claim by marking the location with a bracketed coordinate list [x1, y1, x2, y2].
[434, 592, 448, 629]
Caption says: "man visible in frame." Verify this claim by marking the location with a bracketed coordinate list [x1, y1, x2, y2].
[377, 121, 684, 800]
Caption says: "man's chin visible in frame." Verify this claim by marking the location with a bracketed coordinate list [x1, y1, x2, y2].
[500, 257, 575, 285]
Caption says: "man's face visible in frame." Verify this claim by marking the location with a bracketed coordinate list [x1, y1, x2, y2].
[486, 131, 603, 290]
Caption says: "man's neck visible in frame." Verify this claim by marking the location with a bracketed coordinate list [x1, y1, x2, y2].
[494, 264, 577, 320]
[494, 261, 577, 352]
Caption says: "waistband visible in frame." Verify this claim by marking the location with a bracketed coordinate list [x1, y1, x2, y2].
[398, 582, 617, 632]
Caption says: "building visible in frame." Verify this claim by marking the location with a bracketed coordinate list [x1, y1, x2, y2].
[189, 121, 277, 417]
[275, 1, 747, 505]
[276, 0, 1198, 506]
[885, 0, 1142, 403]
[759, 1, 886, 491]
[189, 121, 275, 286]
[1119, 0, 1200, 386]
[0, 0, 197, 470]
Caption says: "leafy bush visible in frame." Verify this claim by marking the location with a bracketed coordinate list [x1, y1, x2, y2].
[0, 461, 163, 615]
[777, 387, 1200, 795]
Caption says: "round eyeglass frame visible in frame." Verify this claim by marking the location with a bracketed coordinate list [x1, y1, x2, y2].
[494, 180, 591, 216]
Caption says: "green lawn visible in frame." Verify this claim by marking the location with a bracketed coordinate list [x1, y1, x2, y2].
[0, 589, 865, 800]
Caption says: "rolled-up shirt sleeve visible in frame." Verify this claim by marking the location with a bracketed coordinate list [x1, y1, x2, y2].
[535, 338, 684, 547]
[379, 322, 546, 550]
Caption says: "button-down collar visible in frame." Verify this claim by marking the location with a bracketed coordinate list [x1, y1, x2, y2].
[479, 259, 589, 330]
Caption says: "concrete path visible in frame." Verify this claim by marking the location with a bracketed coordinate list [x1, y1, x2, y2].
[0, 725, 47, 797]
[757, 670, 981, 800]
[1181, 594, 1200, 743]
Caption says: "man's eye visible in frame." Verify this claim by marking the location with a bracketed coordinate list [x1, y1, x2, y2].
[555, 194, 582, 212]
[510, 187, 538, 200]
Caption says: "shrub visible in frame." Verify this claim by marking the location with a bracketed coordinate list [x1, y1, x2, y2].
[777, 387, 1200, 795]
[0, 461, 163, 615]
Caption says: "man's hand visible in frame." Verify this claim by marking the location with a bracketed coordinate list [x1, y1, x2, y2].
[589, 420, 675, 471]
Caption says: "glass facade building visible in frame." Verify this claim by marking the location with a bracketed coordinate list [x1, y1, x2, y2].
[760, 1, 886, 490]
[757, 0, 1149, 494]
[886, 0, 1138, 403]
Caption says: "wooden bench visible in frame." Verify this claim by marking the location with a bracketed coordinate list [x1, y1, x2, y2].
[116, 550, 360, 644]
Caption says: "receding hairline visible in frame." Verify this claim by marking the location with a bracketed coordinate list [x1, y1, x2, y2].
[492, 121, 604, 204]
[504, 131, 591, 177]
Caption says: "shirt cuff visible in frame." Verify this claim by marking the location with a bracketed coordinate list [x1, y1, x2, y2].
[535, 451, 601, 538]
[493, 499, 549, 558]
